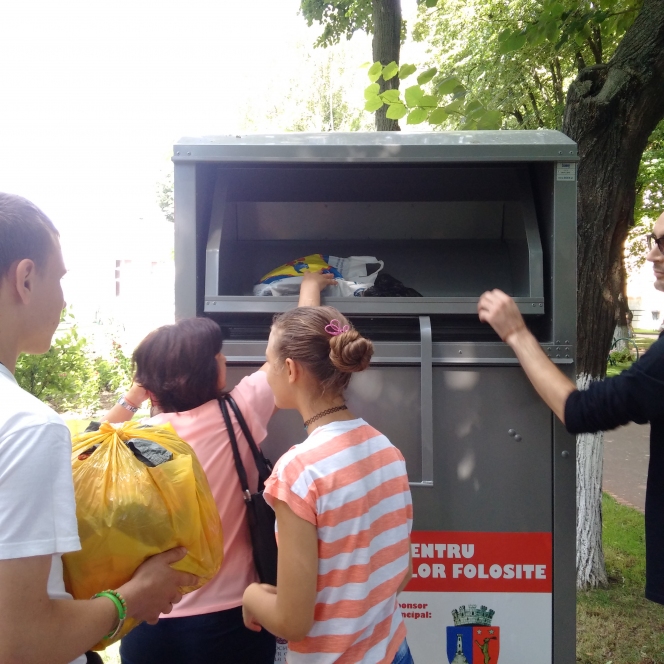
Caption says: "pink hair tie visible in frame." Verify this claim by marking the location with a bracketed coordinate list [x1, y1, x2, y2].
[325, 319, 350, 336]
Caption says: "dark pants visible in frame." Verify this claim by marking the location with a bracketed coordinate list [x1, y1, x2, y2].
[119, 607, 276, 664]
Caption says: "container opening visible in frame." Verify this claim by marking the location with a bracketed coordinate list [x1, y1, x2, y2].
[204, 164, 544, 316]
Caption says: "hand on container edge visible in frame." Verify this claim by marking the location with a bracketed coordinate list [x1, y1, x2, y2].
[303, 269, 336, 292]
[477, 289, 527, 345]
[298, 269, 336, 307]
[118, 547, 199, 625]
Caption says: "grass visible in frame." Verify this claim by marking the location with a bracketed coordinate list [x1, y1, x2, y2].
[606, 333, 658, 377]
[577, 494, 664, 663]
[94, 501, 662, 663]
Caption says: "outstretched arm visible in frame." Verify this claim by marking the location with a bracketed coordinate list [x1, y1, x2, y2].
[478, 289, 576, 423]
[298, 270, 336, 307]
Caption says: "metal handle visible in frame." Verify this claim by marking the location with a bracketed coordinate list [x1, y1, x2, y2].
[205, 175, 228, 297]
[411, 316, 434, 487]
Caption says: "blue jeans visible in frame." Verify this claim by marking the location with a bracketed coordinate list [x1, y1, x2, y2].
[392, 638, 414, 664]
[119, 606, 276, 664]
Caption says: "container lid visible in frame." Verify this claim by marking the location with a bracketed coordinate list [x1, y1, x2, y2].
[173, 130, 578, 163]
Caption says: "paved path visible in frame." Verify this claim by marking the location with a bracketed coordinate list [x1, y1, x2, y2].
[603, 421, 650, 512]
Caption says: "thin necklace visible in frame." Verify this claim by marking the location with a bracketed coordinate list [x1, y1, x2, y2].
[303, 405, 348, 430]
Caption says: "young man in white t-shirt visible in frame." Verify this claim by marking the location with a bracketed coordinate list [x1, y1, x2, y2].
[0, 192, 198, 664]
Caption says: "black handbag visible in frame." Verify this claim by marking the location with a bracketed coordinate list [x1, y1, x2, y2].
[218, 394, 278, 586]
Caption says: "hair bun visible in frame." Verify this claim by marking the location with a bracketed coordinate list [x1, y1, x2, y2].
[329, 330, 374, 373]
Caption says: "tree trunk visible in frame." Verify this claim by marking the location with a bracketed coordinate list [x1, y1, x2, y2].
[612, 277, 633, 352]
[576, 432, 608, 588]
[372, 0, 401, 131]
[562, 0, 664, 589]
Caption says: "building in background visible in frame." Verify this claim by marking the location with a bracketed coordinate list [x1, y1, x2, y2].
[628, 259, 664, 331]
[62, 213, 174, 356]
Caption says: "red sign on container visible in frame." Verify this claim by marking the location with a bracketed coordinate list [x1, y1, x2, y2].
[405, 531, 552, 593]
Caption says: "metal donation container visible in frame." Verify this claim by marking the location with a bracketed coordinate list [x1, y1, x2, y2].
[172, 132, 578, 664]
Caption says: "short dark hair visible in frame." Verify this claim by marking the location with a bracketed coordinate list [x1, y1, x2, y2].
[133, 317, 224, 413]
[0, 193, 59, 278]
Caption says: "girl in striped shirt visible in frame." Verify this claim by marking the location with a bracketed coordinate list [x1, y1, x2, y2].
[242, 274, 414, 664]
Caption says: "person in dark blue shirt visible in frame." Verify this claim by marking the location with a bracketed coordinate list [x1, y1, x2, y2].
[477, 210, 664, 606]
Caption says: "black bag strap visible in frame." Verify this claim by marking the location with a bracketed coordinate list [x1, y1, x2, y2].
[218, 397, 252, 503]
[218, 394, 273, 493]
[222, 393, 273, 481]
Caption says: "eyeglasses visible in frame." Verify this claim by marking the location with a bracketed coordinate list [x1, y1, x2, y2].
[647, 233, 664, 254]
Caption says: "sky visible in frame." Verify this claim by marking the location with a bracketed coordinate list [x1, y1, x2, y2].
[0, 0, 421, 323]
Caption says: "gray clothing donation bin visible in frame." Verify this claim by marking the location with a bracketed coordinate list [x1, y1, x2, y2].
[172, 131, 578, 664]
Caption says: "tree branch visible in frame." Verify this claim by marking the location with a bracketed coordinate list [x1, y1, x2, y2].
[528, 90, 544, 127]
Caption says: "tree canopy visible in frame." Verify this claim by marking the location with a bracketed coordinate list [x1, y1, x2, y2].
[300, 0, 374, 47]
[361, 0, 642, 130]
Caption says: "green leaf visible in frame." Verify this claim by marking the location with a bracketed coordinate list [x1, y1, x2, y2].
[550, 3, 565, 18]
[545, 20, 559, 42]
[359, 61, 371, 69]
[382, 61, 399, 81]
[398, 63, 417, 80]
[498, 28, 512, 43]
[444, 99, 463, 114]
[501, 30, 528, 53]
[452, 85, 467, 100]
[407, 108, 429, 125]
[498, 35, 514, 54]
[477, 110, 503, 130]
[417, 67, 438, 86]
[381, 89, 401, 104]
[368, 62, 383, 83]
[465, 99, 485, 119]
[364, 83, 380, 100]
[421, 95, 438, 108]
[386, 103, 409, 120]
[465, 99, 482, 113]
[425, 0, 438, 6]
[405, 85, 425, 106]
[531, 24, 547, 47]
[555, 32, 569, 50]
[437, 76, 462, 95]
[509, 32, 528, 52]
[526, 26, 538, 44]
[364, 96, 384, 112]
[428, 107, 448, 124]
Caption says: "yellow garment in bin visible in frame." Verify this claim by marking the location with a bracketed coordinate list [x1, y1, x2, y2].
[63, 421, 223, 650]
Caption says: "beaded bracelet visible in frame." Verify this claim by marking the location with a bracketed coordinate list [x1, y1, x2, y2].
[93, 589, 127, 639]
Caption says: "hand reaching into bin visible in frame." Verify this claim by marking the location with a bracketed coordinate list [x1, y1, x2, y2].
[477, 289, 527, 344]
[298, 269, 336, 307]
[478, 289, 575, 423]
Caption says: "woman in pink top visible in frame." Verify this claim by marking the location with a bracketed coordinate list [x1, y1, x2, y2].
[104, 317, 276, 664]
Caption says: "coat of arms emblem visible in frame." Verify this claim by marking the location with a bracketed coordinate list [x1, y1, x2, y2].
[446, 605, 500, 664]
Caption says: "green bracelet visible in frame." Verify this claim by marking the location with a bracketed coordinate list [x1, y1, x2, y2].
[93, 589, 128, 639]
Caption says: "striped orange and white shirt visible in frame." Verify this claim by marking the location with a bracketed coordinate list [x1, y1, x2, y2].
[264, 418, 413, 664]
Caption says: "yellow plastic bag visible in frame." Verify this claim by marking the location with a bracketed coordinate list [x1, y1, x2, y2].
[63, 421, 223, 649]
